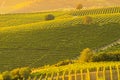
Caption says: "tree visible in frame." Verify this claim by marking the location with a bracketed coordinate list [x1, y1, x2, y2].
[82, 16, 93, 24]
[2, 71, 11, 80]
[19, 67, 31, 79]
[10, 68, 20, 80]
[45, 14, 55, 21]
[76, 4, 83, 10]
[79, 48, 93, 62]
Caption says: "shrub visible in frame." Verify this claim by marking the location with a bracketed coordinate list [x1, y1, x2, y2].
[79, 48, 94, 62]
[10, 68, 20, 80]
[45, 14, 55, 21]
[76, 4, 83, 10]
[91, 52, 120, 62]
[82, 16, 93, 24]
[19, 67, 31, 79]
[2, 71, 11, 80]
[2, 67, 31, 80]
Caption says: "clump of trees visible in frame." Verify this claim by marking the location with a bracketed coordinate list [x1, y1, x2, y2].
[82, 16, 93, 24]
[2, 67, 31, 80]
[79, 48, 120, 62]
[91, 52, 120, 62]
[79, 48, 94, 62]
[76, 4, 83, 10]
[2, 71, 11, 80]
[45, 14, 55, 21]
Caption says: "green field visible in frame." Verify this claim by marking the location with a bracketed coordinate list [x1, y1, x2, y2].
[0, 6, 120, 72]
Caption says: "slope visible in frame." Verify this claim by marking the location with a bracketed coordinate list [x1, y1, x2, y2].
[1, 0, 120, 14]
[0, 19, 120, 72]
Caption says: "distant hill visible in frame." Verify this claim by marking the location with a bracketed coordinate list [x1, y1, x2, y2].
[0, 0, 120, 13]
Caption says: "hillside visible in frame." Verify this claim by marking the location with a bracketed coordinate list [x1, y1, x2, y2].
[1, 19, 120, 72]
[0, 6, 120, 72]
[0, 0, 120, 14]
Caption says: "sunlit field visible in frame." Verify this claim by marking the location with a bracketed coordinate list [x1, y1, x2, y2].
[0, 1, 120, 80]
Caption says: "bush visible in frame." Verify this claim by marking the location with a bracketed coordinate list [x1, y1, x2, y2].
[82, 16, 93, 24]
[2, 67, 31, 80]
[91, 52, 120, 62]
[2, 71, 11, 80]
[79, 48, 94, 62]
[19, 67, 31, 79]
[76, 4, 83, 10]
[45, 14, 55, 21]
[10, 68, 20, 80]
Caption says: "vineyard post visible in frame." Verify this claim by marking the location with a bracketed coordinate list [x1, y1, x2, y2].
[103, 66, 106, 80]
[86, 68, 90, 80]
[50, 72, 54, 80]
[44, 73, 48, 80]
[116, 65, 120, 80]
[38, 75, 42, 80]
[110, 66, 113, 80]
[96, 67, 99, 80]
[56, 72, 59, 80]
[74, 70, 77, 80]
[80, 69, 83, 80]
[62, 71, 66, 80]
[68, 70, 72, 80]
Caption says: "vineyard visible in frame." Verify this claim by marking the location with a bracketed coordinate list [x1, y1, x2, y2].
[1, 22, 120, 72]
[0, 6, 120, 76]
[30, 62, 120, 80]
[69, 6, 120, 16]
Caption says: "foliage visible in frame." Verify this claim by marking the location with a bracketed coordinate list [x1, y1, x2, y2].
[82, 16, 93, 24]
[76, 4, 83, 10]
[10, 68, 20, 80]
[32, 62, 120, 78]
[2, 71, 11, 80]
[79, 48, 94, 62]
[19, 67, 31, 79]
[45, 14, 55, 21]
[2, 67, 31, 80]
[91, 52, 120, 62]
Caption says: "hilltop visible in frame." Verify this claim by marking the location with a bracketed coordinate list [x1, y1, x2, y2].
[0, 0, 120, 13]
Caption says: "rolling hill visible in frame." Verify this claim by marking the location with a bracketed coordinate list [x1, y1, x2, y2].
[0, 0, 120, 14]
[0, 6, 120, 72]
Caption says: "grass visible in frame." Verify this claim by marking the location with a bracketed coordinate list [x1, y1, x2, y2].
[0, 11, 66, 27]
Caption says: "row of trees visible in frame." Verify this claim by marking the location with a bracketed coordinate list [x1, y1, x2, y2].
[79, 48, 120, 62]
